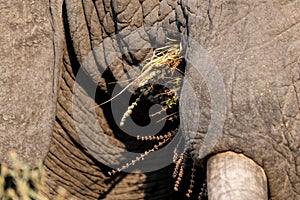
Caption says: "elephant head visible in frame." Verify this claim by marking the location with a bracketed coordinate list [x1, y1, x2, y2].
[1, 0, 300, 199]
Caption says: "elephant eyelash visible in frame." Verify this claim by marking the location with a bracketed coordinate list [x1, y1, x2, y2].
[106, 44, 207, 199]
[108, 131, 175, 176]
[118, 45, 184, 127]
[97, 44, 184, 108]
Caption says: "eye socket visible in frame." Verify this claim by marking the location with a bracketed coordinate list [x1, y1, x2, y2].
[127, 84, 179, 127]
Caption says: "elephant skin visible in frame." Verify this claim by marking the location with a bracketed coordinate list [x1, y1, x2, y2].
[2, 0, 299, 200]
[47, 0, 300, 199]
[0, 0, 60, 166]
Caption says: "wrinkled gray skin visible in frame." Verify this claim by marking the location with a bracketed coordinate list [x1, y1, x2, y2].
[2, 0, 300, 199]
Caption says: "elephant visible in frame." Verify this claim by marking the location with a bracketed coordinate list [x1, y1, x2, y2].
[1, 0, 300, 199]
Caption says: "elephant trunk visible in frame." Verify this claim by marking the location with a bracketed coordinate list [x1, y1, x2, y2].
[207, 151, 268, 200]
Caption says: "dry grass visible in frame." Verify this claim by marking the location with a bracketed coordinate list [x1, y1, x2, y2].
[0, 151, 67, 200]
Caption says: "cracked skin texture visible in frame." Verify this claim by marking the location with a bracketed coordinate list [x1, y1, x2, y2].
[45, 0, 300, 199]
[181, 1, 300, 199]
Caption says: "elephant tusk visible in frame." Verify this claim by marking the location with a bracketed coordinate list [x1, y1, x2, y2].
[207, 151, 268, 200]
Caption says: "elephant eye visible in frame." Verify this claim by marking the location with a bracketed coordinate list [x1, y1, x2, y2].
[106, 44, 207, 199]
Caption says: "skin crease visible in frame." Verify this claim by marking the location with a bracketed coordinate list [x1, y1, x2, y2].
[39, 0, 300, 199]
